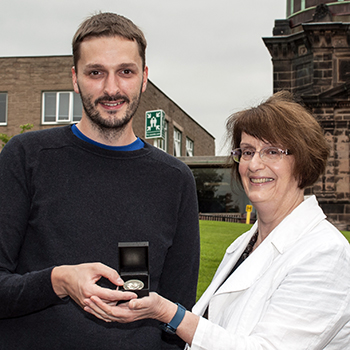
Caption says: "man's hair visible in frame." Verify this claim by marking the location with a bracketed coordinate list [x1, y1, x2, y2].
[226, 90, 330, 189]
[72, 12, 147, 71]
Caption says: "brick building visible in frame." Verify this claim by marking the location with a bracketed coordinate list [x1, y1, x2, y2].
[0, 55, 215, 157]
[263, 0, 350, 229]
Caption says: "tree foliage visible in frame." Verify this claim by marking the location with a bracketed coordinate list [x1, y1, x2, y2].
[0, 124, 33, 148]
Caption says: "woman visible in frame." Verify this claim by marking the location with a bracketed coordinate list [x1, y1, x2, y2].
[84, 91, 350, 349]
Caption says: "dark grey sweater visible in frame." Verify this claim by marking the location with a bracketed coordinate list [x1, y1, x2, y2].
[0, 126, 200, 349]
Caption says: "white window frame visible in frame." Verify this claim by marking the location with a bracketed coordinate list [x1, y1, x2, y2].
[174, 127, 182, 156]
[0, 92, 8, 126]
[186, 137, 194, 157]
[42, 91, 82, 124]
[153, 119, 168, 152]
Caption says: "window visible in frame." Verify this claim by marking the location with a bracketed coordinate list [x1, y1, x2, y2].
[339, 60, 350, 81]
[0, 93, 7, 125]
[42, 91, 82, 124]
[153, 120, 168, 152]
[174, 127, 182, 156]
[290, 0, 294, 15]
[192, 167, 249, 214]
[186, 137, 194, 157]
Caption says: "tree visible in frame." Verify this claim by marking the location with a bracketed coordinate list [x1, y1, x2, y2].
[0, 124, 33, 148]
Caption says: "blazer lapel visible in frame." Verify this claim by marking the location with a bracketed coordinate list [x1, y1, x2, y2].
[216, 236, 276, 295]
[207, 231, 277, 322]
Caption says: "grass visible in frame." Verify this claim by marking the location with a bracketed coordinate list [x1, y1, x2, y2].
[196, 220, 253, 299]
[197, 220, 350, 300]
[342, 230, 350, 242]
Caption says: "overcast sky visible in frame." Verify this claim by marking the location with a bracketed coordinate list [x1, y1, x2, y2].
[1, 0, 286, 155]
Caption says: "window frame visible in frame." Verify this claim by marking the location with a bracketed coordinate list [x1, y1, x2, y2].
[42, 91, 82, 125]
[153, 119, 168, 152]
[186, 137, 194, 157]
[173, 127, 182, 157]
[0, 92, 8, 126]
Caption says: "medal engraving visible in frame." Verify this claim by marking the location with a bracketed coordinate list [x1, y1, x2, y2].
[123, 279, 144, 291]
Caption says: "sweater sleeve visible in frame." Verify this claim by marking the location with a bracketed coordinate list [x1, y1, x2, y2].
[158, 164, 200, 348]
[0, 137, 63, 319]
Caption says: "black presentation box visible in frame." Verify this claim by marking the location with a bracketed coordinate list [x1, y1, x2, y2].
[118, 241, 149, 298]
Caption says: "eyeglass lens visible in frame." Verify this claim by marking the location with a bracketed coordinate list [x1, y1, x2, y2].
[232, 147, 285, 163]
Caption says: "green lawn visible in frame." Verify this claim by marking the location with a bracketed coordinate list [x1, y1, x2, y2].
[342, 230, 350, 242]
[197, 220, 252, 299]
[197, 220, 350, 300]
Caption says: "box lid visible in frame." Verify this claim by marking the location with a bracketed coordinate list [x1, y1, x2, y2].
[118, 241, 149, 274]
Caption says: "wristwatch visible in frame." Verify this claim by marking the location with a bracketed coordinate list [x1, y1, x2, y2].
[160, 303, 186, 334]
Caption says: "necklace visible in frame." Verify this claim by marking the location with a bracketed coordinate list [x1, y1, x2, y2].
[241, 230, 259, 260]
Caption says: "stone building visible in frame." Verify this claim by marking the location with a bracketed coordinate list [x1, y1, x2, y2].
[263, 0, 350, 229]
[0, 55, 215, 157]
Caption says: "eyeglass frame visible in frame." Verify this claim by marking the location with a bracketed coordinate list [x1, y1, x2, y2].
[231, 147, 290, 163]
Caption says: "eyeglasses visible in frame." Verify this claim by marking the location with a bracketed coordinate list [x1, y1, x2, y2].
[231, 147, 290, 163]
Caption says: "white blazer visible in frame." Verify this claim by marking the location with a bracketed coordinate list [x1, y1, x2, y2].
[188, 196, 350, 350]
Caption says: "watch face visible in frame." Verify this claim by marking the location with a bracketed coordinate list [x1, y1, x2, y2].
[160, 323, 176, 334]
[123, 279, 144, 291]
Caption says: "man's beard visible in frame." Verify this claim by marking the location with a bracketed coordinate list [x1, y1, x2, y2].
[79, 86, 142, 136]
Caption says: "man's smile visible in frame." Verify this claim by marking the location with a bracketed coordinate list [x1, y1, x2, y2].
[102, 101, 124, 107]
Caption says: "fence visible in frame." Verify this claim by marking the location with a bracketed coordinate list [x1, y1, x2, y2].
[198, 213, 242, 223]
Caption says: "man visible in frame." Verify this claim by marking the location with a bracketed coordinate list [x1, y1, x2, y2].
[0, 12, 200, 349]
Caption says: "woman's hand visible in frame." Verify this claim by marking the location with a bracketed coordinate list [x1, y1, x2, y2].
[83, 292, 177, 324]
[85, 291, 200, 346]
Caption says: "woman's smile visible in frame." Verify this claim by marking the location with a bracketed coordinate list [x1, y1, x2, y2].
[250, 177, 274, 184]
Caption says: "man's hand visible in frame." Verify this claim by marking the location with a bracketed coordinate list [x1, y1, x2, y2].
[83, 292, 177, 324]
[51, 263, 137, 309]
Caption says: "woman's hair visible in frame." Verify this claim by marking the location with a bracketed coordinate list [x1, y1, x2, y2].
[226, 90, 330, 189]
[72, 12, 147, 71]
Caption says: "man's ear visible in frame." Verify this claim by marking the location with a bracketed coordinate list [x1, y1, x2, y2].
[72, 66, 80, 94]
[142, 66, 148, 93]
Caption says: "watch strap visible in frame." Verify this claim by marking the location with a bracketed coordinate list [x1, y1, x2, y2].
[160, 303, 186, 334]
